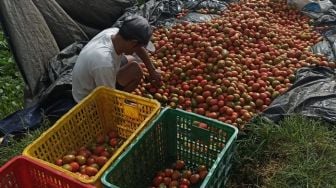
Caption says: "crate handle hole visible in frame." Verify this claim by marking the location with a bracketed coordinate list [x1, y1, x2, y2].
[124, 99, 138, 107]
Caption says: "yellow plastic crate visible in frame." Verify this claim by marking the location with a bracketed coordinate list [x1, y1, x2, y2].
[23, 86, 160, 188]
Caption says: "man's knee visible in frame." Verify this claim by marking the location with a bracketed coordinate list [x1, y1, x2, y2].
[125, 55, 141, 64]
[117, 62, 143, 83]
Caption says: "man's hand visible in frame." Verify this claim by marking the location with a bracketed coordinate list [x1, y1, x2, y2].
[148, 70, 162, 87]
[134, 47, 163, 87]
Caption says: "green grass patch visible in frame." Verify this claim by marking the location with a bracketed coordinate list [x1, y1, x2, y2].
[0, 31, 24, 119]
[230, 116, 336, 187]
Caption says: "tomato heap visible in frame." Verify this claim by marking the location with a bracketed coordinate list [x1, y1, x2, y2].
[134, 0, 334, 129]
[150, 160, 208, 188]
[54, 130, 123, 178]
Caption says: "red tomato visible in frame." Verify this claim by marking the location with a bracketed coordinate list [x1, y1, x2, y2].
[153, 176, 163, 187]
[90, 163, 100, 170]
[62, 164, 72, 172]
[165, 168, 174, 177]
[69, 162, 80, 172]
[171, 170, 181, 180]
[182, 170, 192, 179]
[156, 171, 166, 177]
[198, 165, 207, 172]
[163, 177, 172, 185]
[190, 174, 200, 184]
[108, 131, 118, 139]
[96, 156, 108, 167]
[78, 150, 91, 158]
[79, 165, 87, 174]
[199, 122, 208, 129]
[179, 184, 189, 188]
[109, 138, 118, 147]
[84, 166, 98, 176]
[100, 151, 111, 158]
[94, 146, 106, 155]
[199, 170, 208, 180]
[75, 155, 86, 165]
[96, 134, 107, 144]
[62, 155, 75, 164]
[169, 180, 179, 187]
[175, 160, 185, 170]
[55, 159, 63, 166]
[180, 178, 190, 186]
[86, 157, 95, 165]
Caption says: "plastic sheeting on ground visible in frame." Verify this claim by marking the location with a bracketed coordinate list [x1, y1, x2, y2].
[301, 1, 336, 61]
[0, 42, 85, 146]
[311, 31, 336, 61]
[259, 1, 336, 124]
[261, 66, 336, 124]
[114, 0, 229, 27]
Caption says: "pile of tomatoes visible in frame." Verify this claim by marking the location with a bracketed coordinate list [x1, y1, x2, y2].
[150, 160, 208, 188]
[54, 130, 123, 178]
[134, 0, 334, 129]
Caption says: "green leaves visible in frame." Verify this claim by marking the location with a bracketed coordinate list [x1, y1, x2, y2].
[0, 76, 23, 118]
[0, 31, 23, 119]
[0, 31, 8, 50]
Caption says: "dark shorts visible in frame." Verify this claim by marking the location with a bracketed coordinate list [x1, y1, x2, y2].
[116, 82, 124, 90]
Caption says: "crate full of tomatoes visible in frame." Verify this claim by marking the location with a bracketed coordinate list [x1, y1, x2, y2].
[54, 130, 123, 179]
[101, 108, 238, 188]
[22, 87, 160, 187]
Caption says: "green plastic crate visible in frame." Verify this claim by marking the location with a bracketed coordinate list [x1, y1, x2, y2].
[101, 108, 238, 188]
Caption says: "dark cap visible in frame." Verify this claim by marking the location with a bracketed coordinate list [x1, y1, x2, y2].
[117, 15, 155, 52]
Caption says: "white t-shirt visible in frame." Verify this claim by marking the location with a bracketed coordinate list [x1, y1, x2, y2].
[72, 28, 122, 102]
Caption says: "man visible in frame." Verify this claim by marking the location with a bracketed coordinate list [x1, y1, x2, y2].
[72, 15, 161, 102]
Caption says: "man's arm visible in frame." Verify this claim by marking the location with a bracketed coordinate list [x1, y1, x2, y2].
[134, 47, 162, 86]
[134, 47, 156, 73]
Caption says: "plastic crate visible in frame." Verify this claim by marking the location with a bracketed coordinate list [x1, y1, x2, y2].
[102, 108, 238, 188]
[0, 156, 94, 188]
[23, 86, 160, 188]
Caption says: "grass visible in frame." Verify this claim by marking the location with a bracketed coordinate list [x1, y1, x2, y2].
[230, 116, 336, 187]
[0, 31, 24, 119]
